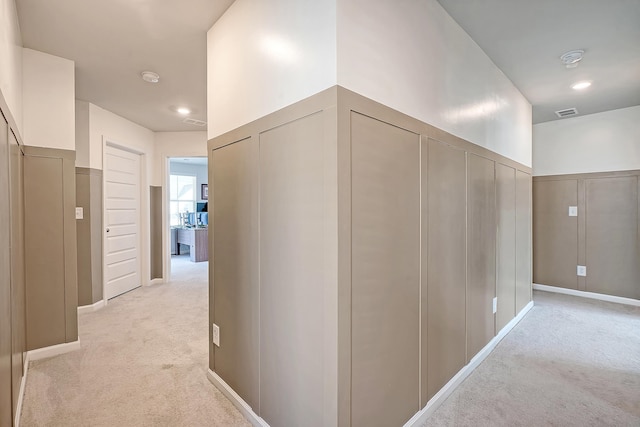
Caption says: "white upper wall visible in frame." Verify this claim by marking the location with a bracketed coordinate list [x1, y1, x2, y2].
[207, 0, 337, 138]
[88, 103, 155, 172]
[154, 131, 207, 158]
[154, 131, 208, 184]
[0, 0, 22, 134]
[337, 0, 532, 166]
[533, 106, 640, 176]
[75, 100, 90, 167]
[23, 48, 75, 150]
[207, 0, 531, 165]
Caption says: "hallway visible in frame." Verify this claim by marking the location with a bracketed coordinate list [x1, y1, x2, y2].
[427, 291, 640, 426]
[20, 257, 248, 426]
[18, 274, 640, 425]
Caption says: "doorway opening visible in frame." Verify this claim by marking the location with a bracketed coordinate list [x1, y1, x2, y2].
[168, 157, 209, 281]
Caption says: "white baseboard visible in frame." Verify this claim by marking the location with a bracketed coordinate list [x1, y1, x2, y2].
[77, 299, 106, 315]
[207, 301, 535, 427]
[147, 278, 164, 286]
[14, 356, 29, 427]
[27, 339, 81, 362]
[405, 300, 535, 427]
[207, 369, 270, 427]
[533, 283, 640, 307]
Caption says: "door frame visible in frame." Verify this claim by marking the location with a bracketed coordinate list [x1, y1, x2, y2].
[102, 138, 146, 305]
[163, 156, 171, 281]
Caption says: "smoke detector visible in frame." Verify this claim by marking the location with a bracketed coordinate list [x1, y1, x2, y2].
[560, 50, 585, 68]
[141, 71, 160, 83]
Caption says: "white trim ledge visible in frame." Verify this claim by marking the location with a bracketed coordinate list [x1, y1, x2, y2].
[27, 339, 81, 362]
[77, 299, 106, 315]
[533, 283, 640, 307]
[207, 369, 270, 427]
[14, 357, 29, 427]
[147, 278, 164, 286]
[405, 300, 534, 427]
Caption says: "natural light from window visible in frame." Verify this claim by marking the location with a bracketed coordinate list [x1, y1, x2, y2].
[169, 174, 196, 226]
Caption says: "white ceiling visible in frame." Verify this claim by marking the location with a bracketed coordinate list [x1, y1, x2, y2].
[437, 0, 640, 123]
[15, 1, 640, 131]
[16, 0, 234, 132]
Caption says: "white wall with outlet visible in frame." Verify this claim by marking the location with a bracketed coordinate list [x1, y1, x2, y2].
[533, 105, 640, 176]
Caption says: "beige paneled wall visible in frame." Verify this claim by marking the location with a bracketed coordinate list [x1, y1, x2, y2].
[88, 172, 103, 302]
[210, 89, 338, 427]
[426, 139, 467, 400]
[584, 177, 639, 298]
[351, 112, 420, 425]
[496, 164, 516, 332]
[24, 147, 78, 350]
[1, 106, 13, 427]
[76, 168, 103, 306]
[515, 171, 533, 312]
[209, 87, 532, 427]
[8, 129, 25, 413]
[149, 186, 162, 280]
[466, 153, 497, 363]
[259, 112, 328, 426]
[211, 138, 259, 408]
[1, 105, 27, 426]
[533, 179, 579, 289]
[534, 171, 640, 300]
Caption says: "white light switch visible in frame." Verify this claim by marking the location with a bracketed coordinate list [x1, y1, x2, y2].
[75, 207, 84, 219]
[577, 265, 587, 277]
[492, 297, 497, 314]
[212, 324, 220, 347]
[568, 206, 578, 217]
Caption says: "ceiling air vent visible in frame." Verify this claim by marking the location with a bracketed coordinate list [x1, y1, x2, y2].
[183, 117, 207, 127]
[555, 108, 578, 118]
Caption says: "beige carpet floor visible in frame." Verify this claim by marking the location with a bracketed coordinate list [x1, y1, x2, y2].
[425, 290, 640, 426]
[20, 263, 640, 426]
[20, 255, 249, 426]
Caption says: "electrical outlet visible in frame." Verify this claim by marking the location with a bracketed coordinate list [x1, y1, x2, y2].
[568, 206, 578, 217]
[212, 324, 220, 347]
[75, 207, 84, 220]
[492, 297, 497, 314]
[577, 265, 587, 277]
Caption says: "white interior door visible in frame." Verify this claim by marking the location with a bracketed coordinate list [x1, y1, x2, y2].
[104, 145, 141, 299]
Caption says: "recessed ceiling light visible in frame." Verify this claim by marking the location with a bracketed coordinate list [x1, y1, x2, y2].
[571, 81, 592, 90]
[177, 107, 191, 115]
[141, 71, 160, 83]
